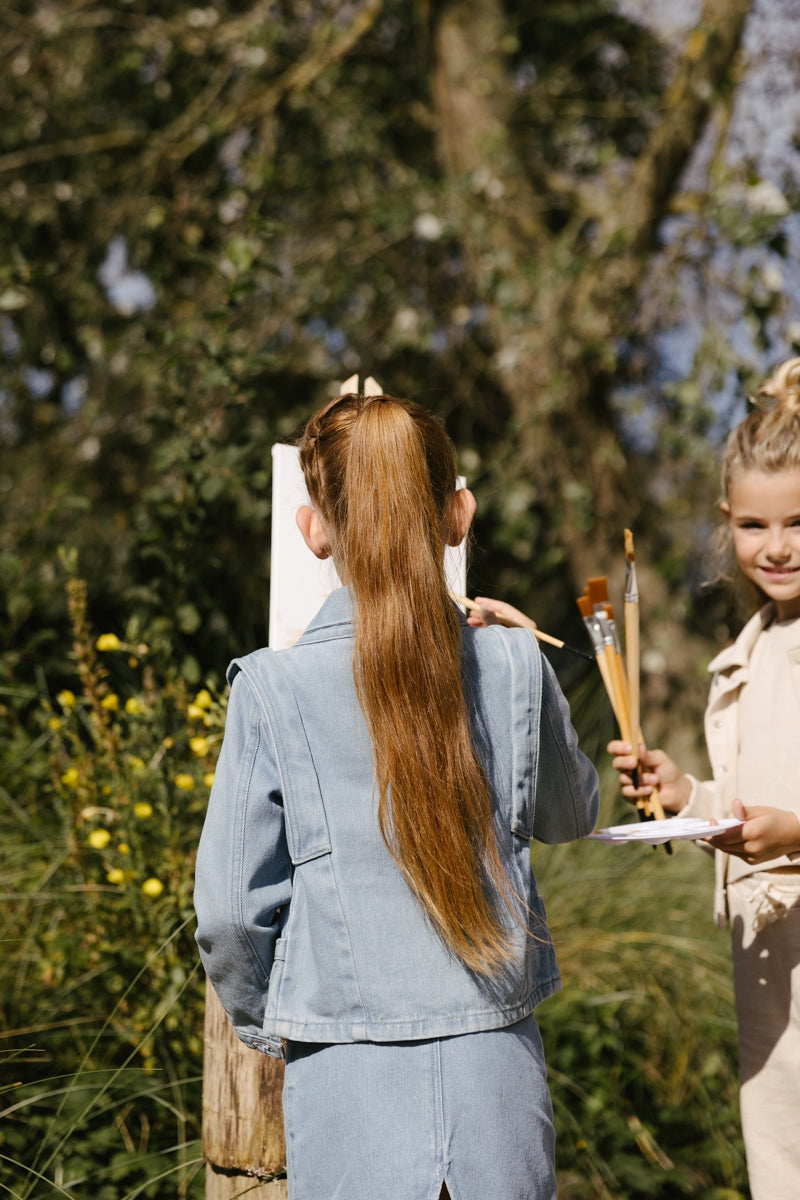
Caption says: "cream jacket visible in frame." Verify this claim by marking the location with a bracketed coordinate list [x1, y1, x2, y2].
[682, 603, 800, 927]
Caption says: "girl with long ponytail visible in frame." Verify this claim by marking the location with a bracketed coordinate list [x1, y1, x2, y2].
[196, 390, 599, 1200]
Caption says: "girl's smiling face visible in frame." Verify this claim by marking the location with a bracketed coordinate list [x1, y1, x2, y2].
[722, 467, 800, 621]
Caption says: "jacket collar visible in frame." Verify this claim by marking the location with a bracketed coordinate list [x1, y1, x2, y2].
[706, 602, 775, 676]
[296, 585, 471, 646]
[296, 587, 354, 643]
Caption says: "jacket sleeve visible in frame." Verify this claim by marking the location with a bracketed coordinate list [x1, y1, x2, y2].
[679, 774, 723, 820]
[532, 656, 600, 843]
[194, 669, 292, 1057]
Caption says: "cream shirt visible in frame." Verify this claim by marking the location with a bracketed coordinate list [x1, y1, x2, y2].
[682, 605, 800, 925]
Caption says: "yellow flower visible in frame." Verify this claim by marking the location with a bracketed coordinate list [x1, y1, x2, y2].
[57, 689, 76, 708]
[117, 842, 130, 854]
[133, 802, 153, 819]
[203, 771, 215, 788]
[174, 773, 194, 792]
[106, 868, 125, 885]
[163, 736, 174, 749]
[125, 697, 144, 715]
[48, 716, 62, 731]
[61, 767, 80, 788]
[141, 877, 164, 898]
[127, 755, 146, 772]
[187, 704, 206, 721]
[193, 689, 213, 710]
[189, 736, 209, 757]
[96, 633, 122, 651]
[101, 693, 119, 711]
[87, 828, 111, 850]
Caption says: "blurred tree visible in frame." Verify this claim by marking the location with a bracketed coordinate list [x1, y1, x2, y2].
[3, 0, 795, 748]
[6, 2, 800, 1191]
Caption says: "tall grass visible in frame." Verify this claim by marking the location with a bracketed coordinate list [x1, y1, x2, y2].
[535, 756, 747, 1198]
[0, 575, 218, 1198]
[0, 581, 747, 1198]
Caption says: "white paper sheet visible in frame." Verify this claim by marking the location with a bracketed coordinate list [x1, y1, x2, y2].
[585, 817, 744, 845]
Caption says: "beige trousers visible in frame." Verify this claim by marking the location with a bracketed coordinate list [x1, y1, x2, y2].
[728, 874, 800, 1200]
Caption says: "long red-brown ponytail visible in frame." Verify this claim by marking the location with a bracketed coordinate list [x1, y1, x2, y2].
[298, 393, 515, 975]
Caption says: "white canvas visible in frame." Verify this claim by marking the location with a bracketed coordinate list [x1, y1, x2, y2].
[268, 443, 468, 650]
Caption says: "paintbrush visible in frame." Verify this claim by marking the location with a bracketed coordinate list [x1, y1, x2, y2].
[624, 529, 640, 751]
[451, 593, 592, 660]
[576, 593, 621, 723]
[586, 579, 636, 748]
[623, 532, 668, 833]
[578, 576, 654, 825]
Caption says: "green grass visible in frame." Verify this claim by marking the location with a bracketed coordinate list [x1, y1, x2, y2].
[0, 581, 749, 1198]
[536, 793, 747, 1199]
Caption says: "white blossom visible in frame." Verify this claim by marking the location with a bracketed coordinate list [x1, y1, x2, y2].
[97, 236, 157, 316]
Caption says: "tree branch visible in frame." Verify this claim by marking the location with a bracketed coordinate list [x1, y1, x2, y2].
[430, 0, 753, 586]
[610, 0, 752, 251]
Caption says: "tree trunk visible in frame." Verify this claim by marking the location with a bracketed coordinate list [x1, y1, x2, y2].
[431, 0, 752, 581]
[203, 982, 287, 1199]
[430, 0, 752, 721]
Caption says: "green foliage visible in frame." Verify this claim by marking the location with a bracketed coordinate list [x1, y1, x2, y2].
[0, 1, 781, 1192]
[512, 0, 668, 188]
[540, 843, 746, 1198]
[1, 575, 749, 1197]
[0, 0, 759, 687]
[0, 572, 218, 1197]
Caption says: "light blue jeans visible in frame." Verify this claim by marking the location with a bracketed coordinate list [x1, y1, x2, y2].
[282, 1013, 556, 1200]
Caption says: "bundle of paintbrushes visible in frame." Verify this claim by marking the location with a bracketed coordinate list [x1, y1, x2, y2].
[577, 532, 671, 852]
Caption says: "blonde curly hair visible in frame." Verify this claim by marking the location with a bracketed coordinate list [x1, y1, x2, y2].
[721, 356, 800, 500]
[713, 357, 800, 609]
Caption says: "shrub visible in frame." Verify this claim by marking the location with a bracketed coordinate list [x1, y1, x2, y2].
[0, 570, 225, 1198]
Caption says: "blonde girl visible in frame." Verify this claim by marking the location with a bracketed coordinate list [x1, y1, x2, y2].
[609, 358, 800, 1199]
[195, 392, 599, 1200]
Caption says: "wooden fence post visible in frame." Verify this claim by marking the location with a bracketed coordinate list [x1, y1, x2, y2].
[203, 983, 288, 1198]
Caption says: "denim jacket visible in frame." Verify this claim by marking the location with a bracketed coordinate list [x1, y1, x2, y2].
[194, 588, 599, 1057]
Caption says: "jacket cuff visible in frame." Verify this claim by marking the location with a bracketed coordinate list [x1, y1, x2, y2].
[679, 775, 717, 820]
[245, 1033, 286, 1059]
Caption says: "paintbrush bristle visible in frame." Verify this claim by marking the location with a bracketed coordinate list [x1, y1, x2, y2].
[587, 576, 609, 608]
[624, 528, 635, 560]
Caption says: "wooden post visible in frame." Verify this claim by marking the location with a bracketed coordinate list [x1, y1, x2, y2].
[203, 984, 287, 1198]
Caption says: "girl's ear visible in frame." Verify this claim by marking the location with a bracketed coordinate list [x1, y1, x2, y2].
[444, 488, 476, 547]
[296, 505, 331, 559]
[719, 500, 731, 522]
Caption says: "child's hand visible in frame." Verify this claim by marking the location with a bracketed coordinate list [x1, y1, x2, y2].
[466, 597, 538, 631]
[606, 741, 691, 814]
[705, 798, 800, 863]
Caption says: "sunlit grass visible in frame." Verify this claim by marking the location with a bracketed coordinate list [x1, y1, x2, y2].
[535, 768, 747, 1199]
[0, 581, 748, 1198]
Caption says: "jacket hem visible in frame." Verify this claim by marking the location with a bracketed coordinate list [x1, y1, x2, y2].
[265, 977, 561, 1045]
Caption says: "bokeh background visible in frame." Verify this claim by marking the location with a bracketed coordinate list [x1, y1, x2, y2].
[3, 1, 799, 1195]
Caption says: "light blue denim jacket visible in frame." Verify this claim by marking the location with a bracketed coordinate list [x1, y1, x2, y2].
[194, 588, 599, 1058]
